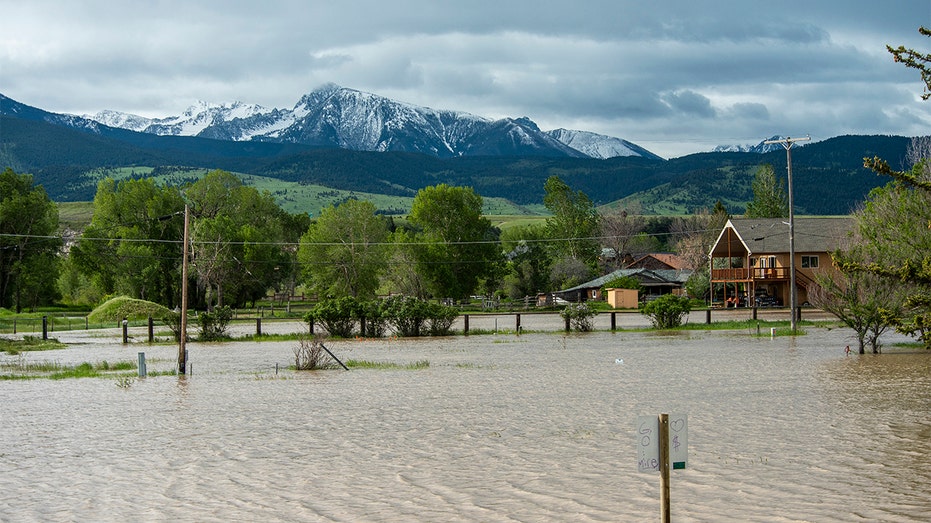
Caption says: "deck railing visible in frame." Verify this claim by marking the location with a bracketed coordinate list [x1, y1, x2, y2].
[712, 267, 791, 281]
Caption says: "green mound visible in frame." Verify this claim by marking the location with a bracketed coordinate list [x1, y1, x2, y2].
[87, 297, 171, 323]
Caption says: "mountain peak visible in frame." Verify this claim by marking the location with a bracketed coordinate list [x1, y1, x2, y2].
[71, 84, 661, 159]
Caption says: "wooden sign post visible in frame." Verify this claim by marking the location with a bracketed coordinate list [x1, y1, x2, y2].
[637, 413, 688, 522]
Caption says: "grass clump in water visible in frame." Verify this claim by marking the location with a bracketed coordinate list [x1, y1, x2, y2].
[345, 359, 429, 370]
[0, 336, 67, 355]
[1, 359, 138, 380]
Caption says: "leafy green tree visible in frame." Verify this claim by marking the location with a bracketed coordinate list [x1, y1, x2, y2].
[383, 228, 430, 299]
[811, 264, 905, 354]
[744, 164, 788, 218]
[298, 199, 389, 299]
[831, 28, 931, 348]
[407, 184, 501, 300]
[543, 175, 600, 268]
[187, 170, 292, 309]
[0, 169, 62, 311]
[500, 223, 552, 299]
[72, 177, 185, 307]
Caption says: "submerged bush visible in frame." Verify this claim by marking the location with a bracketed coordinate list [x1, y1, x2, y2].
[198, 306, 234, 341]
[641, 294, 692, 329]
[560, 302, 597, 332]
[293, 332, 336, 370]
[305, 296, 362, 338]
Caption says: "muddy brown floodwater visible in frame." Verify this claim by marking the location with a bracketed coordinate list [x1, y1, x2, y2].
[1, 316, 929, 521]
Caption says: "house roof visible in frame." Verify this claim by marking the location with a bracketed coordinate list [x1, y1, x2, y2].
[560, 268, 693, 293]
[709, 217, 854, 258]
[627, 253, 688, 270]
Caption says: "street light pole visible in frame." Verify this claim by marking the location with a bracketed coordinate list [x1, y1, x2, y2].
[764, 135, 809, 333]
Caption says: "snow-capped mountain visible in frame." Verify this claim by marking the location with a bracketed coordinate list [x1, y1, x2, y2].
[713, 136, 790, 154]
[86, 100, 271, 138]
[79, 84, 659, 160]
[544, 128, 664, 160]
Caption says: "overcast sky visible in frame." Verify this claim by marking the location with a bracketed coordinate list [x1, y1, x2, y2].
[3, 1, 931, 158]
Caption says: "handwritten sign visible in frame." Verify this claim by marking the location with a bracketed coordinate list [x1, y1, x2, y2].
[636, 413, 688, 473]
[669, 414, 688, 470]
[637, 416, 660, 472]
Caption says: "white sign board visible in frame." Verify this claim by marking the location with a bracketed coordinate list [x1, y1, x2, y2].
[669, 414, 688, 470]
[637, 415, 660, 472]
[636, 414, 688, 473]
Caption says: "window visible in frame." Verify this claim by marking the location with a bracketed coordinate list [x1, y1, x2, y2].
[801, 255, 819, 268]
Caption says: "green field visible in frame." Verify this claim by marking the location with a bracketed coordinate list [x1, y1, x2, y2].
[55, 167, 550, 230]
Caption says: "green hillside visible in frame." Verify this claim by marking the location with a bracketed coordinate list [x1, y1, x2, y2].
[0, 111, 911, 216]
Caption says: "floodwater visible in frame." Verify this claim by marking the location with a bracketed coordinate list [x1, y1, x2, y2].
[2, 318, 930, 522]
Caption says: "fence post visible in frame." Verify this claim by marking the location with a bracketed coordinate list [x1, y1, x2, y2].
[148, 316, 154, 343]
[705, 309, 711, 325]
[42, 316, 48, 340]
[515, 313, 521, 333]
[463, 314, 469, 335]
[256, 317, 262, 336]
[611, 312, 617, 331]
[308, 318, 314, 335]
[565, 315, 571, 332]
[752, 307, 758, 321]
[122, 318, 129, 344]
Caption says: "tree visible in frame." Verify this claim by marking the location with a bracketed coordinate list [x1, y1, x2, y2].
[543, 176, 600, 268]
[744, 164, 788, 218]
[600, 203, 646, 270]
[500, 223, 552, 299]
[73, 177, 185, 307]
[298, 199, 389, 299]
[837, 157, 931, 347]
[187, 170, 292, 309]
[0, 169, 62, 312]
[810, 267, 904, 354]
[830, 27, 931, 347]
[887, 26, 931, 99]
[407, 184, 501, 300]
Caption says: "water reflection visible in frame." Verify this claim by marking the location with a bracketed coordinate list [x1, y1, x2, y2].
[1, 328, 929, 521]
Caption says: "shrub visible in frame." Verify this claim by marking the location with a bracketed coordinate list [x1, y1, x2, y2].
[641, 294, 692, 329]
[382, 295, 428, 337]
[305, 296, 362, 338]
[427, 301, 459, 336]
[359, 299, 388, 338]
[198, 306, 234, 341]
[162, 309, 184, 342]
[560, 302, 597, 332]
[382, 295, 459, 337]
[293, 332, 335, 370]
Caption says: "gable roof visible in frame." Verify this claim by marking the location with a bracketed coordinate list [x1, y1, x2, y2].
[627, 253, 688, 270]
[560, 268, 693, 293]
[710, 217, 854, 258]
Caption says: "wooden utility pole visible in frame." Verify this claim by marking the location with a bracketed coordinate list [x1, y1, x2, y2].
[764, 135, 809, 333]
[179, 204, 190, 375]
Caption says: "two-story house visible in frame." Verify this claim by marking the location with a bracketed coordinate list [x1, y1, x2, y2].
[708, 217, 853, 307]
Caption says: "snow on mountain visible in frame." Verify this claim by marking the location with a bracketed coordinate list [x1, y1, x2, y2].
[84, 110, 153, 132]
[712, 136, 787, 154]
[79, 84, 660, 159]
[545, 128, 664, 160]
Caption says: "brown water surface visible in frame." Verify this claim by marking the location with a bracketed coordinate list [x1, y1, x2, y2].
[1, 327, 929, 521]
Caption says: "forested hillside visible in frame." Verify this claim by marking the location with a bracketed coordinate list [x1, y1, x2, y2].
[0, 112, 910, 215]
